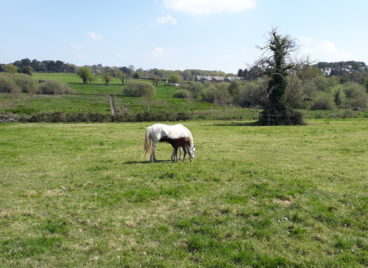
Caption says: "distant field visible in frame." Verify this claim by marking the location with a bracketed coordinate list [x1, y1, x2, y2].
[1, 73, 368, 119]
[1, 119, 367, 267]
[0, 94, 111, 115]
[0, 73, 219, 115]
[33, 72, 121, 85]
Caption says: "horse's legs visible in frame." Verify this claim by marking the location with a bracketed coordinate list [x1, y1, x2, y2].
[150, 142, 157, 162]
[178, 147, 183, 161]
[185, 145, 191, 162]
[171, 147, 177, 162]
[182, 146, 187, 161]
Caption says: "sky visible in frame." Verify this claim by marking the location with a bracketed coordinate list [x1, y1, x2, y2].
[1, 0, 368, 73]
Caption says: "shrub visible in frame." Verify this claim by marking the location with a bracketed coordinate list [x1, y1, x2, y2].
[186, 82, 204, 99]
[342, 82, 368, 110]
[11, 73, 38, 93]
[236, 81, 266, 107]
[312, 76, 338, 91]
[311, 92, 336, 110]
[38, 80, 74, 94]
[200, 85, 215, 103]
[28, 112, 112, 122]
[173, 89, 191, 99]
[123, 81, 155, 97]
[228, 80, 241, 96]
[214, 83, 233, 107]
[0, 73, 20, 93]
[334, 88, 346, 107]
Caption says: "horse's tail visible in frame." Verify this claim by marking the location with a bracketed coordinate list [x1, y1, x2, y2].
[144, 128, 152, 159]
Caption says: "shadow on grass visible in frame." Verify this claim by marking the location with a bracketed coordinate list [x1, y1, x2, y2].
[212, 121, 260, 127]
[123, 160, 172, 164]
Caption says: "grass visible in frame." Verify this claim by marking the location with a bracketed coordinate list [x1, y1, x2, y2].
[2, 73, 368, 119]
[1, 118, 367, 267]
[0, 73, 221, 115]
[0, 94, 111, 114]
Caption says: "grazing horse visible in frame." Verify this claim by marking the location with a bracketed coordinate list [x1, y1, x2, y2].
[160, 136, 190, 162]
[144, 123, 195, 163]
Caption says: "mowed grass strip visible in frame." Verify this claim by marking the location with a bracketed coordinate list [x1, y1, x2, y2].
[0, 119, 367, 267]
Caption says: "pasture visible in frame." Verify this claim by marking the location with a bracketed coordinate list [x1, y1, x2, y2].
[0, 119, 368, 267]
[0, 73, 217, 116]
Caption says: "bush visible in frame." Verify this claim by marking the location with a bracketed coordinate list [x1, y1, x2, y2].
[342, 82, 368, 110]
[0, 73, 20, 93]
[236, 81, 266, 107]
[123, 81, 155, 97]
[185, 82, 204, 99]
[312, 76, 338, 91]
[334, 88, 346, 107]
[11, 73, 38, 93]
[28, 112, 112, 122]
[311, 92, 336, 110]
[173, 89, 191, 99]
[38, 80, 74, 94]
[201, 85, 216, 102]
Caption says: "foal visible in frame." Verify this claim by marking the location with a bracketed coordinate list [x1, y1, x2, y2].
[159, 136, 191, 162]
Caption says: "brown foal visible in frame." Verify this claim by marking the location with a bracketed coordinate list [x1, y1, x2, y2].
[159, 136, 191, 162]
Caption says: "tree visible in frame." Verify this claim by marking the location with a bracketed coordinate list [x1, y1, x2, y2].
[142, 84, 155, 112]
[133, 72, 140, 79]
[123, 81, 155, 97]
[258, 28, 304, 125]
[102, 73, 113, 86]
[214, 83, 232, 108]
[115, 69, 128, 85]
[168, 74, 180, 84]
[152, 76, 161, 86]
[88, 74, 97, 84]
[4, 64, 18, 73]
[237, 69, 244, 77]
[77, 67, 93, 84]
[19, 65, 33, 75]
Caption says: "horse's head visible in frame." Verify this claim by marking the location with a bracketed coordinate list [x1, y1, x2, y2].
[188, 145, 196, 159]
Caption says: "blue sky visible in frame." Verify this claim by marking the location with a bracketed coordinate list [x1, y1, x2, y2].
[1, 0, 368, 73]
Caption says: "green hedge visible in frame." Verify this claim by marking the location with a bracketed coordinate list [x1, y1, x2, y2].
[2, 109, 367, 123]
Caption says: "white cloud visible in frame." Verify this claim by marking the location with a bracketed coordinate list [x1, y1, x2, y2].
[163, 0, 256, 15]
[151, 47, 166, 58]
[88, 32, 102, 40]
[156, 14, 177, 24]
[299, 36, 352, 61]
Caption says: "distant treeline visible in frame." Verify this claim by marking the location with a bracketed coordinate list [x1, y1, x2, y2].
[238, 61, 368, 83]
[2, 58, 368, 84]
[0, 59, 77, 73]
[0, 58, 230, 81]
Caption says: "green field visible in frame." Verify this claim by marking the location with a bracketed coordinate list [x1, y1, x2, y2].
[0, 94, 111, 115]
[1, 119, 367, 267]
[0, 73, 219, 116]
[2, 73, 368, 120]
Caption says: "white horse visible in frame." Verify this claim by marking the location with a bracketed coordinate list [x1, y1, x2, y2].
[144, 123, 196, 163]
